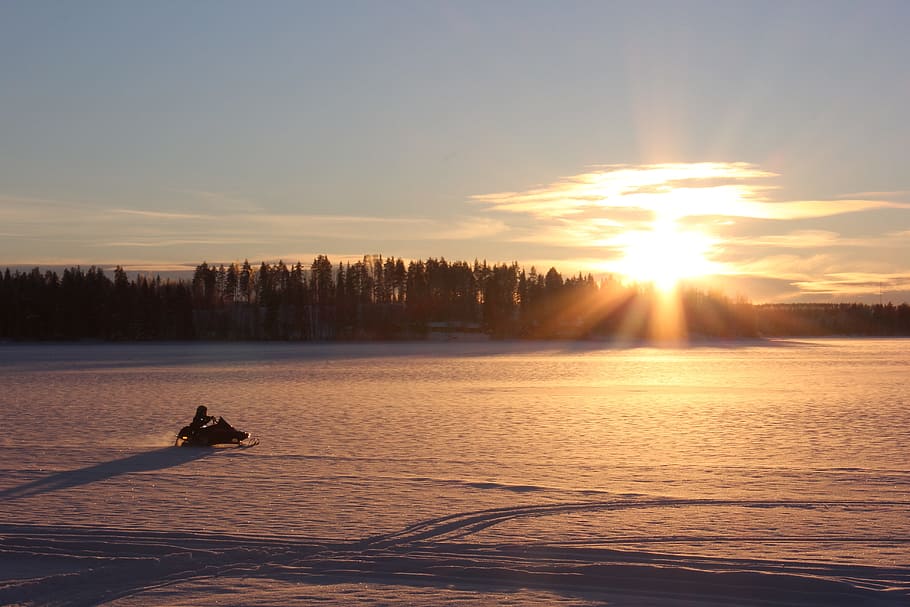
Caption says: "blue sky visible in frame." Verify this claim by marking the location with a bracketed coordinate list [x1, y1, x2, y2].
[1, 1, 908, 302]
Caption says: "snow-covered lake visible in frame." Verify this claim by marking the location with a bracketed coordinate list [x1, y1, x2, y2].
[1, 339, 908, 605]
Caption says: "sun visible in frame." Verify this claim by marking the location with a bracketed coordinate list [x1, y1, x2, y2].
[613, 218, 718, 292]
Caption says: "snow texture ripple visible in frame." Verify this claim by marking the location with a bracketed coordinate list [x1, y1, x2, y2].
[1, 340, 909, 605]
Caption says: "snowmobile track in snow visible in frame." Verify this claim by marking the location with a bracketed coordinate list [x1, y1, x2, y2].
[2, 497, 910, 606]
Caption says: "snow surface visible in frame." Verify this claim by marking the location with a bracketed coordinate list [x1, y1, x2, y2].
[1, 340, 908, 605]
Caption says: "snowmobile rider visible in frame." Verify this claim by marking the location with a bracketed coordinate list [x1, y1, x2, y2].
[189, 405, 215, 431]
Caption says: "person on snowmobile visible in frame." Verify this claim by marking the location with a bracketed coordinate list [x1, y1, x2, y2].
[189, 405, 215, 431]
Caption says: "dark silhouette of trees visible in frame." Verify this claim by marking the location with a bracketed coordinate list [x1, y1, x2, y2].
[755, 302, 910, 336]
[1, 259, 909, 341]
[0, 265, 194, 340]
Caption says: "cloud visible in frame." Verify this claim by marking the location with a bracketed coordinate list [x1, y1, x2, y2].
[791, 273, 910, 296]
[470, 163, 910, 301]
[95, 238, 258, 248]
[726, 229, 910, 251]
[740, 199, 902, 220]
[98, 211, 507, 245]
[112, 209, 210, 220]
[838, 190, 910, 201]
[728, 230, 848, 248]
[471, 163, 774, 217]
[431, 218, 510, 240]
[472, 163, 902, 222]
[0, 190, 510, 269]
[4, 162, 908, 304]
[731, 254, 838, 281]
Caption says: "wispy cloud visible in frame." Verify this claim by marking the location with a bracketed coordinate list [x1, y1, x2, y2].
[431, 218, 510, 240]
[112, 209, 210, 220]
[728, 229, 910, 250]
[473, 163, 901, 223]
[838, 190, 910, 201]
[791, 273, 910, 296]
[472, 163, 774, 218]
[740, 199, 902, 220]
[0, 192, 507, 267]
[4, 161, 908, 303]
[732, 254, 840, 281]
[471, 162, 910, 300]
[95, 238, 258, 248]
[728, 230, 851, 249]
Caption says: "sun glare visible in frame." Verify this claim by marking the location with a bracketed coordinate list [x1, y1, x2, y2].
[613, 219, 717, 292]
[475, 161, 780, 295]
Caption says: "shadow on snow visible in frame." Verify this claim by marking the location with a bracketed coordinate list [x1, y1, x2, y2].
[0, 447, 211, 501]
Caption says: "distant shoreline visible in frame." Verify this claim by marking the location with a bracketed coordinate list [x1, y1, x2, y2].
[2, 335, 908, 346]
[4, 264, 908, 341]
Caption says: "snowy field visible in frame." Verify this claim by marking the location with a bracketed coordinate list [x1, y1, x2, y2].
[1, 339, 909, 605]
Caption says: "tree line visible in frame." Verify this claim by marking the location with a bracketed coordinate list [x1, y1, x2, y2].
[1, 257, 909, 341]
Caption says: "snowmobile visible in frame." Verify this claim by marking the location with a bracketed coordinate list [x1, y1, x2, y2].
[175, 416, 258, 447]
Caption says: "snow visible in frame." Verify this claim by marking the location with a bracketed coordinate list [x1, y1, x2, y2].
[1, 340, 909, 605]
[3, 501, 907, 605]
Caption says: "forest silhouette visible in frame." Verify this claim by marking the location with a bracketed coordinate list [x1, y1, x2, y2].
[2, 257, 908, 341]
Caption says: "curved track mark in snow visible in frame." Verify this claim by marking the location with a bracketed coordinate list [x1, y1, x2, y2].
[2, 498, 910, 606]
[362, 497, 910, 547]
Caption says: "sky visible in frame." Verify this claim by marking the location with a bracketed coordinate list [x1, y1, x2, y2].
[1, 0, 909, 303]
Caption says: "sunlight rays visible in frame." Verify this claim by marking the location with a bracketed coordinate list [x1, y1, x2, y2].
[609, 218, 720, 293]
[520, 279, 691, 345]
[473, 162, 907, 303]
